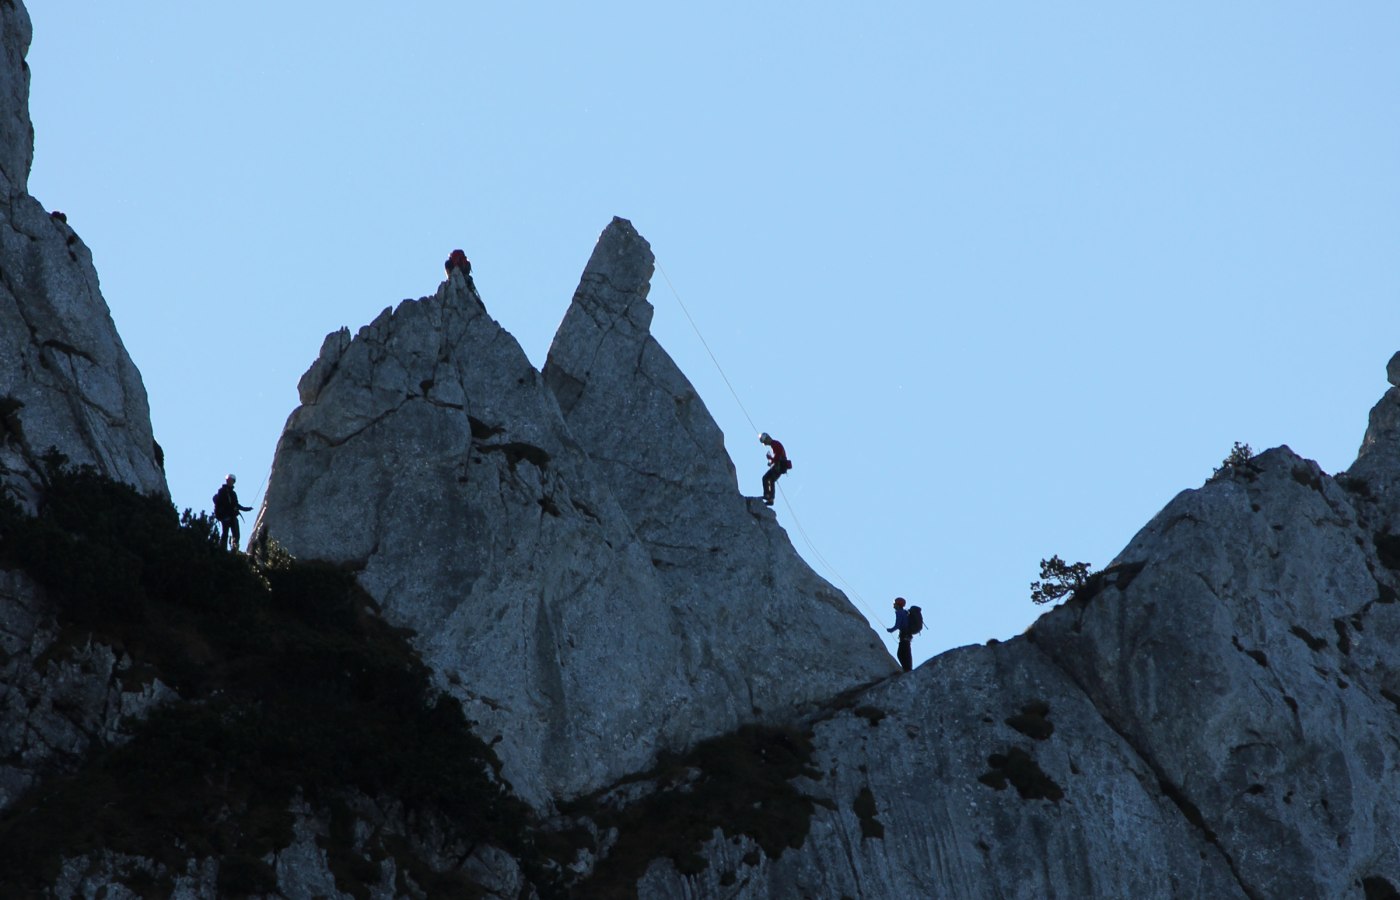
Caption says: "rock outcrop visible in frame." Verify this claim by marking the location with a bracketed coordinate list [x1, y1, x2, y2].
[633, 406, 1400, 898]
[0, 1, 165, 506]
[254, 229, 893, 805]
[0, 0, 170, 859]
[0, 569, 175, 811]
[543, 217, 891, 748]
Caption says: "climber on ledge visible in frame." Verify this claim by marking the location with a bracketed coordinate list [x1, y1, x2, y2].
[887, 597, 914, 673]
[444, 248, 475, 291]
[213, 474, 253, 552]
[759, 432, 790, 506]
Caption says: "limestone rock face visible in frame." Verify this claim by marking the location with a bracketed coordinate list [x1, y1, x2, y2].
[256, 224, 893, 804]
[0, 570, 176, 812]
[652, 427, 1400, 898]
[0, 0, 169, 822]
[0, 2, 165, 504]
[543, 217, 893, 723]
[0, 0, 31, 199]
[256, 273, 692, 804]
[640, 643, 1243, 898]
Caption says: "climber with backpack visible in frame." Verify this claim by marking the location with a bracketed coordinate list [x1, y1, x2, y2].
[213, 474, 253, 553]
[759, 432, 791, 506]
[886, 597, 923, 673]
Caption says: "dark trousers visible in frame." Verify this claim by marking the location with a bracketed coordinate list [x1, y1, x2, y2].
[219, 516, 240, 552]
[897, 638, 912, 673]
[762, 463, 785, 502]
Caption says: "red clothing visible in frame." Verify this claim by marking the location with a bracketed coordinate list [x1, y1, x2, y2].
[766, 439, 788, 467]
[445, 249, 471, 275]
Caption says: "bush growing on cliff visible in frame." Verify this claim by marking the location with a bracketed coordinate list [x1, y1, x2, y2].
[1030, 556, 1094, 605]
[1212, 441, 1256, 479]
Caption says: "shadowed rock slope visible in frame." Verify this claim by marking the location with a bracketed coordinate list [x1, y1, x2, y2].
[253, 237, 893, 805]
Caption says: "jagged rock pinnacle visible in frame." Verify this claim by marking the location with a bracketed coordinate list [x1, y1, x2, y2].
[0, 0, 164, 504]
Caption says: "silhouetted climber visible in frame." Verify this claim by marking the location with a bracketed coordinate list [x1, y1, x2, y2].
[887, 597, 914, 673]
[444, 248, 475, 291]
[759, 432, 790, 506]
[213, 474, 252, 552]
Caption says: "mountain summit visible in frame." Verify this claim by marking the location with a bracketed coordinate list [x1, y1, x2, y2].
[254, 217, 894, 805]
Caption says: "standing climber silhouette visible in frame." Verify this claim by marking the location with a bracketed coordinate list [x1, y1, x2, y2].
[759, 432, 790, 506]
[887, 597, 913, 673]
[213, 474, 253, 552]
[444, 248, 475, 291]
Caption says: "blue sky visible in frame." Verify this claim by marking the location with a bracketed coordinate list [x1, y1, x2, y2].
[25, 3, 1400, 667]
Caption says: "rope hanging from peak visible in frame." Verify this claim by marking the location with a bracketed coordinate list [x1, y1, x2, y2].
[656, 264, 884, 627]
[657, 264, 760, 436]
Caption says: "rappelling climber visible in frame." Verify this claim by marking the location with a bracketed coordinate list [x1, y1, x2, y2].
[213, 474, 253, 552]
[444, 248, 475, 291]
[759, 432, 790, 506]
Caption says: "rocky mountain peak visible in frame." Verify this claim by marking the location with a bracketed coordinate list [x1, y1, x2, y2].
[0, 1, 32, 199]
[256, 242, 891, 805]
[0, 0, 164, 506]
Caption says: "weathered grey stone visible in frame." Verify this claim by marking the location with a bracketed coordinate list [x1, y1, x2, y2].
[54, 854, 219, 900]
[1345, 354, 1400, 535]
[1388, 352, 1400, 388]
[0, 569, 176, 812]
[542, 217, 893, 723]
[637, 640, 1244, 899]
[657, 443, 1400, 899]
[255, 271, 698, 805]
[257, 228, 893, 807]
[271, 803, 402, 900]
[1026, 447, 1400, 899]
[0, 0, 32, 199]
[0, 1, 165, 506]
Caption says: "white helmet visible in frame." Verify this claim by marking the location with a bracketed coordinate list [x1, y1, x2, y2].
[226, 474, 236, 483]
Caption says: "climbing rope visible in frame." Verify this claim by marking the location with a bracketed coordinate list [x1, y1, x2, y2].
[655, 264, 888, 629]
[656, 264, 760, 436]
[777, 483, 885, 625]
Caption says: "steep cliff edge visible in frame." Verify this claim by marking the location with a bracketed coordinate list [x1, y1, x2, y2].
[542, 217, 892, 740]
[0, 3, 165, 507]
[0, 0, 169, 837]
[631, 370, 1400, 899]
[254, 223, 892, 806]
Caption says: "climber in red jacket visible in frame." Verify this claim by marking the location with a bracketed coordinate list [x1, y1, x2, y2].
[444, 249, 476, 291]
[759, 432, 790, 506]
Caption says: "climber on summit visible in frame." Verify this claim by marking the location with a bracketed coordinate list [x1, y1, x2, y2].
[887, 597, 914, 673]
[759, 432, 790, 506]
[444, 248, 475, 291]
[213, 474, 253, 553]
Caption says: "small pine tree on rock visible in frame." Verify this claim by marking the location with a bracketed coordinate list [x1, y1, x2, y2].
[1030, 556, 1094, 605]
[1212, 441, 1256, 479]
